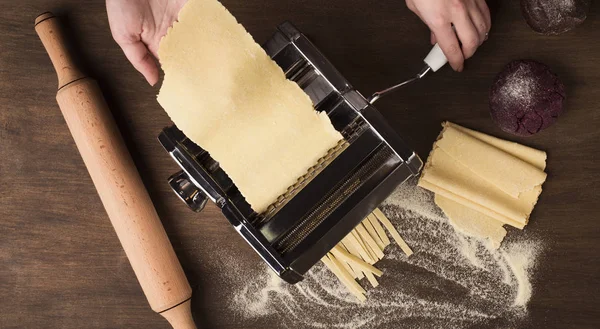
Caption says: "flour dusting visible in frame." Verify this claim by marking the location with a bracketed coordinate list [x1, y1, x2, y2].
[501, 242, 538, 306]
[226, 179, 541, 328]
[522, 0, 589, 35]
[538, 0, 576, 22]
[496, 65, 538, 108]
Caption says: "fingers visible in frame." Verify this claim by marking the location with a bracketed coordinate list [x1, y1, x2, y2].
[119, 40, 160, 86]
[405, 0, 417, 13]
[469, 11, 488, 43]
[431, 24, 464, 71]
[452, 3, 481, 60]
[410, 0, 493, 72]
[477, 0, 492, 30]
[470, 0, 492, 42]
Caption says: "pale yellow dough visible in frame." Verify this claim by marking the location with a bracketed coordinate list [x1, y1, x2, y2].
[419, 122, 547, 249]
[446, 123, 547, 170]
[323, 208, 413, 300]
[435, 194, 506, 249]
[157, 0, 342, 213]
[436, 124, 547, 198]
[420, 149, 542, 227]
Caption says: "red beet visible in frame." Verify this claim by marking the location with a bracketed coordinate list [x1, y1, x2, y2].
[489, 60, 566, 137]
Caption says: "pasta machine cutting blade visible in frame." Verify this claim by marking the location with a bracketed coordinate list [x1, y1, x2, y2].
[158, 22, 434, 284]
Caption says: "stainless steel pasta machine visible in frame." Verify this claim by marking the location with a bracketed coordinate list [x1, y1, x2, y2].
[158, 22, 447, 284]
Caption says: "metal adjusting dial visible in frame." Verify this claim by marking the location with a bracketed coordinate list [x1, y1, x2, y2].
[168, 171, 208, 212]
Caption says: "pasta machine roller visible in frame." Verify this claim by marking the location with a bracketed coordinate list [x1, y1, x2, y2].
[158, 22, 424, 284]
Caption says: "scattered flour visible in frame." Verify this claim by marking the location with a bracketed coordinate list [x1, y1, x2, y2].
[501, 242, 539, 307]
[226, 179, 542, 328]
[538, 0, 577, 22]
[523, 0, 588, 35]
[497, 65, 538, 108]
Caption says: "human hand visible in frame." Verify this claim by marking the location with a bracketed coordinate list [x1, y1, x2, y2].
[106, 0, 187, 85]
[405, 0, 491, 72]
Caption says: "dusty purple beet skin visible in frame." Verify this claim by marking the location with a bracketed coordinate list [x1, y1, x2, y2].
[489, 60, 566, 137]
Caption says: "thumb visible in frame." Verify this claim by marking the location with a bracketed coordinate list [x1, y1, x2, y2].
[119, 40, 160, 86]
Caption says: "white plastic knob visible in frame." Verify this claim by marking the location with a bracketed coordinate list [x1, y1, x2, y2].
[424, 43, 448, 72]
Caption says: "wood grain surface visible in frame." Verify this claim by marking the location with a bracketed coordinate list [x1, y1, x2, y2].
[1, 1, 599, 328]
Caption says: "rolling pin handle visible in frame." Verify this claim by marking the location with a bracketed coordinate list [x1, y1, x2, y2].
[161, 299, 197, 329]
[34, 12, 85, 89]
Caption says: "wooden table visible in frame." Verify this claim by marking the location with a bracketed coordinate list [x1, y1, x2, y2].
[1, 1, 599, 328]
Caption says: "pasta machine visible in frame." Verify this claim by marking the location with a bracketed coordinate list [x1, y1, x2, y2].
[158, 22, 428, 284]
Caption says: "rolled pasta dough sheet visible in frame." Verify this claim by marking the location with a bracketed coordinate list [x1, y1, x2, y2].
[420, 148, 540, 225]
[446, 122, 547, 170]
[419, 180, 526, 229]
[435, 194, 507, 249]
[157, 0, 342, 213]
[436, 124, 547, 198]
[419, 122, 547, 229]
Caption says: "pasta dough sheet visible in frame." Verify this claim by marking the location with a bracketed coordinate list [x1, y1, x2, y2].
[435, 194, 506, 249]
[436, 124, 547, 198]
[419, 122, 547, 230]
[446, 122, 547, 170]
[419, 180, 527, 229]
[157, 0, 343, 213]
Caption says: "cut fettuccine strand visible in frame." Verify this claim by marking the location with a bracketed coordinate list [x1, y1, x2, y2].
[321, 207, 412, 301]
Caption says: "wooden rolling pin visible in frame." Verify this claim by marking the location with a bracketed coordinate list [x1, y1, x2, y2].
[35, 12, 196, 329]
